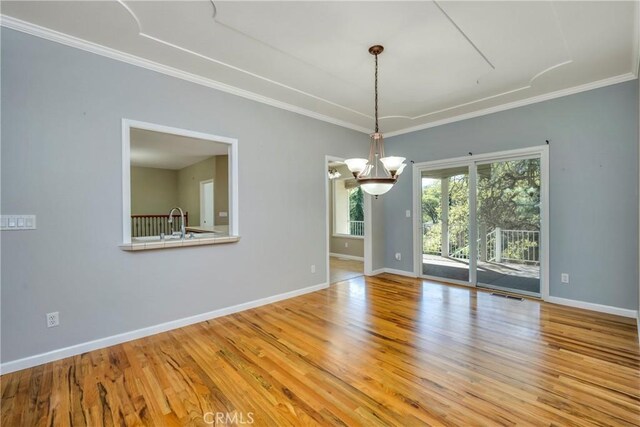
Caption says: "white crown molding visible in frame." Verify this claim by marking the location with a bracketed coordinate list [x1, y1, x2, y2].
[0, 281, 330, 375]
[0, 15, 372, 134]
[385, 72, 637, 138]
[116, 0, 372, 121]
[1, 15, 637, 139]
[379, 60, 573, 122]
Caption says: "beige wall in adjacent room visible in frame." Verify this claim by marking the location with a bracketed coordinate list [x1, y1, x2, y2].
[177, 156, 216, 227]
[329, 177, 364, 258]
[130, 166, 179, 215]
[215, 155, 229, 226]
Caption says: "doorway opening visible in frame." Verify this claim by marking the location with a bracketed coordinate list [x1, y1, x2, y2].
[326, 156, 371, 284]
[200, 179, 214, 228]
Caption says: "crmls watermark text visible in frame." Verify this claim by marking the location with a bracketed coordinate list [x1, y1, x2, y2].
[203, 412, 255, 425]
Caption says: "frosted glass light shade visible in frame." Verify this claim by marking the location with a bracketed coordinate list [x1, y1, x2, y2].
[380, 156, 406, 173]
[359, 178, 396, 196]
[361, 182, 394, 196]
[395, 163, 407, 176]
[344, 158, 369, 175]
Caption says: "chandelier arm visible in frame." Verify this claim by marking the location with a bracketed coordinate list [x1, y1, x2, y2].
[369, 136, 375, 171]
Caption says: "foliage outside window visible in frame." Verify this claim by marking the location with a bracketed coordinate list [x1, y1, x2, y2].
[348, 187, 364, 235]
[334, 181, 364, 237]
[422, 175, 469, 256]
[422, 159, 540, 261]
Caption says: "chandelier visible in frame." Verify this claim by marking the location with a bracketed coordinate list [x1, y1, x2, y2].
[327, 168, 341, 180]
[345, 45, 406, 196]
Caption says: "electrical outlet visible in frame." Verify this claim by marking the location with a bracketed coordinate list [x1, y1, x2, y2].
[405, 210, 411, 218]
[561, 273, 569, 284]
[46, 312, 59, 328]
[310, 264, 316, 274]
[395, 252, 401, 261]
[344, 242, 349, 248]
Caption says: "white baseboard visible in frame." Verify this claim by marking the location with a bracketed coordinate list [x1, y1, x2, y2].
[329, 253, 364, 261]
[546, 296, 638, 318]
[381, 268, 418, 278]
[0, 282, 329, 375]
[368, 268, 418, 278]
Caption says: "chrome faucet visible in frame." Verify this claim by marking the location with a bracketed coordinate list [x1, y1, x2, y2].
[167, 207, 186, 239]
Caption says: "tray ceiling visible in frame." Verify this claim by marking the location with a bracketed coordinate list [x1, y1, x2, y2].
[2, 1, 638, 135]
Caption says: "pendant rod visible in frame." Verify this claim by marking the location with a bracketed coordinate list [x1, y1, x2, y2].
[374, 52, 379, 133]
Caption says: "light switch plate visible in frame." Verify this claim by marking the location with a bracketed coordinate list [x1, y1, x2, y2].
[1, 215, 36, 230]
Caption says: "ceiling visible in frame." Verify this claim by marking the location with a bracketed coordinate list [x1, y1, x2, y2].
[2, 1, 638, 136]
[130, 128, 228, 170]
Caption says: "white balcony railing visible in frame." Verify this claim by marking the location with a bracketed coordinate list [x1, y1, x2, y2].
[486, 228, 539, 264]
[349, 220, 364, 236]
[423, 223, 539, 265]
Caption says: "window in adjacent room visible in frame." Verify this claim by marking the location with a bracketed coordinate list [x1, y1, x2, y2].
[333, 179, 364, 237]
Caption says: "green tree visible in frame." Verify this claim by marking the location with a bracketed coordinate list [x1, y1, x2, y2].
[349, 187, 364, 222]
[447, 174, 469, 254]
[477, 159, 540, 231]
[422, 184, 440, 224]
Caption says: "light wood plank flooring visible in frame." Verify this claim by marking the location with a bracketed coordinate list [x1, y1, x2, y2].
[330, 256, 363, 284]
[2, 274, 639, 426]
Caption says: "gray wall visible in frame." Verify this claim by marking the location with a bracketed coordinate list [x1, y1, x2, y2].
[215, 155, 229, 226]
[382, 79, 639, 310]
[330, 235, 364, 258]
[0, 29, 367, 363]
[371, 195, 386, 272]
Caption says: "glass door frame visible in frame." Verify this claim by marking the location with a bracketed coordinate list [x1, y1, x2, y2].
[412, 146, 549, 300]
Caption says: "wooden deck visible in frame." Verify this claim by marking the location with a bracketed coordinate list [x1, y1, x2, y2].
[423, 254, 541, 293]
[2, 274, 638, 426]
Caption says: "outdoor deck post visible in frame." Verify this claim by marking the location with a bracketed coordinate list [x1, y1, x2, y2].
[479, 223, 487, 262]
[495, 226, 502, 262]
[441, 178, 449, 257]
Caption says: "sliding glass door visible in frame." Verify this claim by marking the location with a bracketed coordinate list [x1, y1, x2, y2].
[421, 167, 470, 283]
[417, 149, 545, 297]
[476, 158, 541, 296]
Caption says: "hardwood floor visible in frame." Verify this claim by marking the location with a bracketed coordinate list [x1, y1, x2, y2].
[330, 256, 363, 284]
[2, 274, 639, 426]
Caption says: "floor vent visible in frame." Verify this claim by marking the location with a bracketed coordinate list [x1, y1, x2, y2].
[491, 292, 524, 301]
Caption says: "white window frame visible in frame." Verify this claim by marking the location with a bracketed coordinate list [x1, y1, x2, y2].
[122, 119, 239, 244]
[332, 179, 365, 240]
